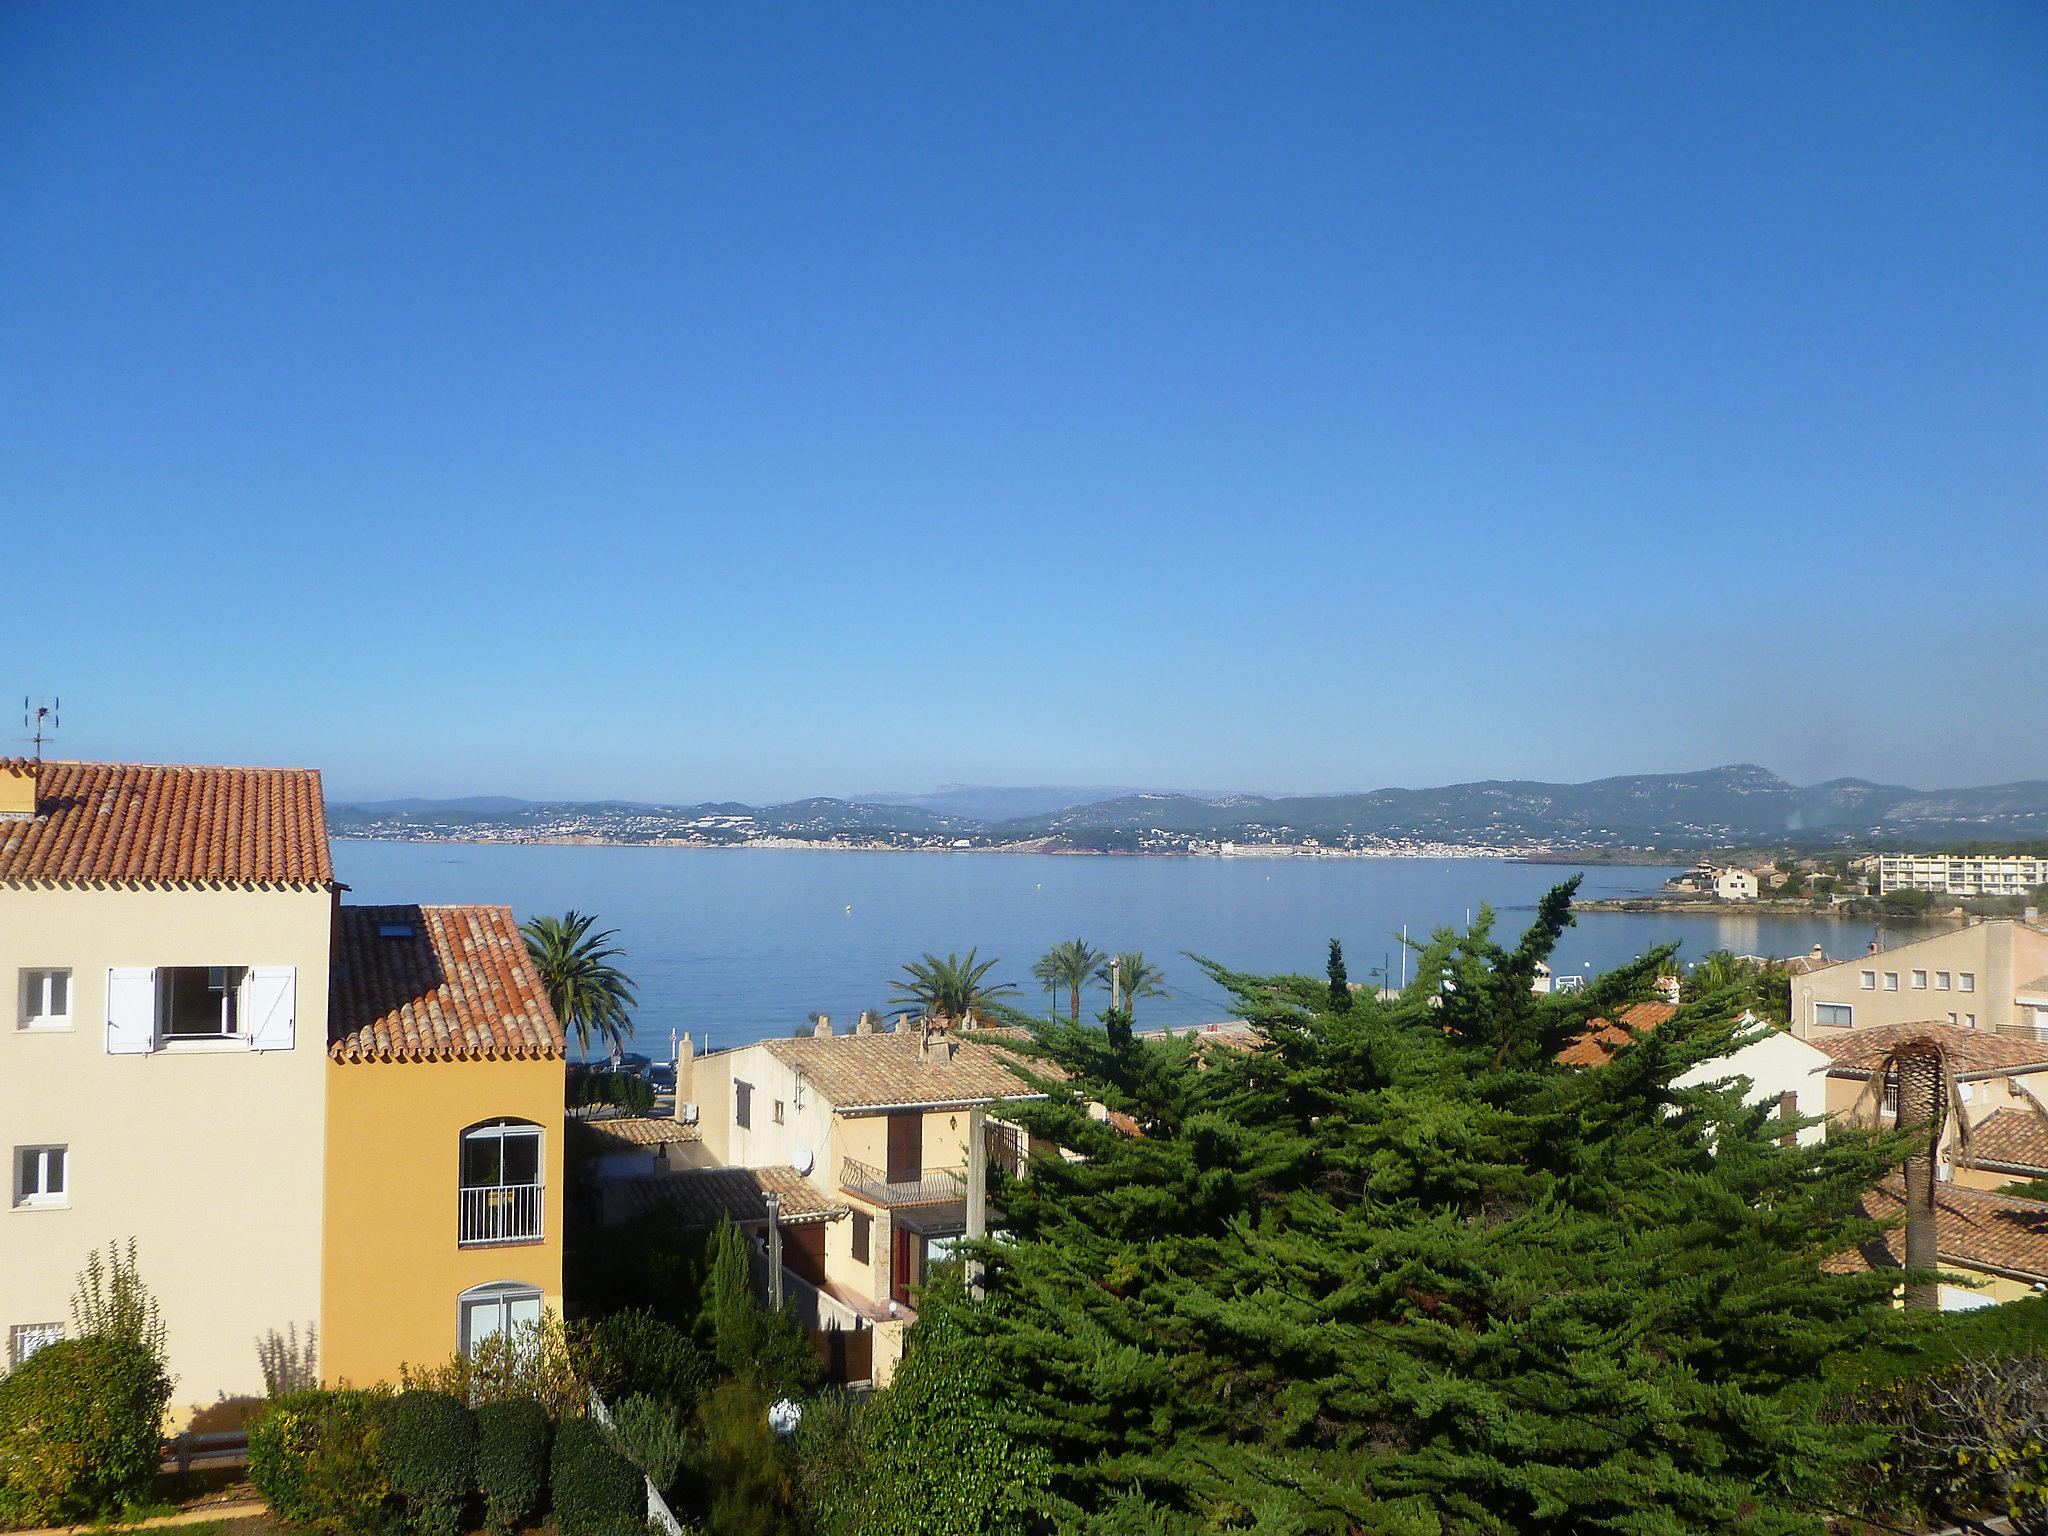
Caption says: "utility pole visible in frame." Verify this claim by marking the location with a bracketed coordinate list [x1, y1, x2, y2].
[965, 1106, 987, 1301]
[1110, 955, 1122, 1012]
[1400, 926, 1408, 990]
[765, 1191, 783, 1308]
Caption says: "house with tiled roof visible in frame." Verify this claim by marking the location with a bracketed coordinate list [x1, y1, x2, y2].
[1827, 1178, 2048, 1309]
[681, 1013, 1043, 1383]
[0, 758, 339, 1422]
[321, 904, 567, 1387]
[0, 758, 569, 1415]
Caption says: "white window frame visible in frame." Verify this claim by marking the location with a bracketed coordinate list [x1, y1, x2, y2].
[1815, 1002, 1854, 1028]
[1960, 972, 1976, 993]
[459, 1120, 544, 1246]
[1935, 971, 1952, 992]
[1912, 970, 1928, 989]
[1884, 972, 1899, 991]
[1860, 971, 1876, 990]
[7, 1322, 64, 1367]
[457, 1282, 543, 1358]
[19, 968, 72, 1030]
[156, 965, 249, 1042]
[13, 1145, 67, 1209]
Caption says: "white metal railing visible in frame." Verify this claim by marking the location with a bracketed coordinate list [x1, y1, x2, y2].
[459, 1182, 544, 1244]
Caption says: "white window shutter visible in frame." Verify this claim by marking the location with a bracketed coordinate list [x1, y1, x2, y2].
[106, 968, 156, 1055]
[248, 967, 296, 1052]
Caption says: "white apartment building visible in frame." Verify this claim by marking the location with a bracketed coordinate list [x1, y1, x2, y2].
[1878, 853, 2048, 898]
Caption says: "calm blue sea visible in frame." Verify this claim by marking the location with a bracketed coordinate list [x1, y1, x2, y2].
[331, 843, 1900, 1056]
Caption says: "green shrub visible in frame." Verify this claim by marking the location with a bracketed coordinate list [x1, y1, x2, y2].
[603, 1394, 687, 1494]
[577, 1309, 712, 1416]
[0, 1335, 172, 1527]
[247, 1387, 396, 1534]
[548, 1414, 643, 1536]
[379, 1390, 477, 1536]
[475, 1398, 549, 1535]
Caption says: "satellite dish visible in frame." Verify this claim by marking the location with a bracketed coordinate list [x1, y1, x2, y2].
[792, 1144, 815, 1177]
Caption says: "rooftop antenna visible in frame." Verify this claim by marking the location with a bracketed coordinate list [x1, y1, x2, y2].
[21, 697, 58, 762]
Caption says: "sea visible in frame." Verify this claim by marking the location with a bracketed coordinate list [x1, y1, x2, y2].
[331, 842, 1919, 1059]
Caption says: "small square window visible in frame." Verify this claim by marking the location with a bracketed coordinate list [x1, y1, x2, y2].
[1912, 971, 1927, 989]
[1947, 1012, 1958, 1026]
[13, 1146, 66, 1207]
[19, 969, 71, 1029]
[1860, 971, 1876, 990]
[1966, 1013, 1977, 1028]
[1884, 973, 1899, 991]
[1935, 972, 1951, 991]
[1960, 973, 1976, 993]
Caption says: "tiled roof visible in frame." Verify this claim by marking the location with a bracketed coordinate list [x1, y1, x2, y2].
[610, 1165, 840, 1226]
[330, 904, 564, 1062]
[0, 759, 332, 887]
[571, 1115, 702, 1150]
[2018, 974, 2048, 999]
[1964, 1108, 2048, 1173]
[761, 1028, 1043, 1111]
[1809, 1022, 2048, 1079]
[1557, 1000, 1680, 1068]
[1829, 1178, 2048, 1283]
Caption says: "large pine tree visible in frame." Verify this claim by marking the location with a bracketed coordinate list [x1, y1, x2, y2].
[965, 881, 1907, 1534]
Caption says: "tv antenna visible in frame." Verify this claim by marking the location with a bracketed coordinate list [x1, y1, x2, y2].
[22, 697, 58, 761]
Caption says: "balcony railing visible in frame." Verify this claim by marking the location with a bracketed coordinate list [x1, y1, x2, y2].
[460, 1182, 544, 1245]
[840, 1157, 962, 1208]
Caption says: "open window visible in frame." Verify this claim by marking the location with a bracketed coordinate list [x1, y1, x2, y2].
[19, 969, 71, 1029]
[460, 1120, 544, 1245]
[160, 966, 247, 1038]
[13, 1145, 66, 1208]
[105, 966, 295, 1053]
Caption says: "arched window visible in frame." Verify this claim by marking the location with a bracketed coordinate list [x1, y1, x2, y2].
[457, 1281, 542, 1357]
[459, 1119, 543, 1245]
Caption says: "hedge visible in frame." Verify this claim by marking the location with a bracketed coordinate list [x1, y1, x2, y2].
[0, 1336, 171, 1528]
[578, 1309, 712, 1416]
[548, 1415, 643, 1536]
[475, 1399, 549, 1535]
[379, 1391, 477, 1536]
[248, 1387, 396, 1534]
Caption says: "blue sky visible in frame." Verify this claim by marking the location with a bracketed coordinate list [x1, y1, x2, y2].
[3, 3, 2042, 802]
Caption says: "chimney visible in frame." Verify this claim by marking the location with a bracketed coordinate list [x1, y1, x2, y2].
[893, 1013, 913, 1033]
[2027, 907, 2041, 925]
[1867, 941, 1880, 956]
[672, 1032, 694, 1121]
[812, 1013, 833, 1038]
[918, 1018, 931, 1063]
[0, 760, 37, 820]
[1655, 975, 1680, 1003]
[1811, 944, 1825, 961]
[855, 1011, 874, 1035]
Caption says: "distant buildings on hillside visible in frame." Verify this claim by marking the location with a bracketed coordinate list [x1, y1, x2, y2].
[1876, 852, 2048, 899]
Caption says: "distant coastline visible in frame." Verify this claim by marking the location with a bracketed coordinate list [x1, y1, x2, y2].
[330, 832, 1544, 860]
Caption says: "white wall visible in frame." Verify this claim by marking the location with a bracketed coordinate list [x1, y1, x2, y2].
[1674, 1027, 1831, 1147]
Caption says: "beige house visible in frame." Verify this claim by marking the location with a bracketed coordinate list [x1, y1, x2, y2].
[1790, 918, 2048, 1041]
[0, 759, 333, 1420]
[653, 1016, 1039, 1381]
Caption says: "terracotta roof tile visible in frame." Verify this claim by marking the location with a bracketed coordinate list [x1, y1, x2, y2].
[610, 1165, 840, 1226]
[1964, 1108, 2048, 1174]
[1557, 1000, 1679, 1068]
[1810, 1022, 2048, 1079]
[0, 759, 331, 887]
[1830, 1177, 2048, 1282]
[760, 1028, 1044, 1111]
[330, 904, 564, 1062]
[571, 1115, 702, 1150]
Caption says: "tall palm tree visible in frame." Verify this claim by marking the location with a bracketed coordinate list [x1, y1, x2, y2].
[520, 911, 638, 1059]
[1035, 938, 1105, 1022]
[1097, 951, 1166, 1021]
[1883, 1039, 1951, 1310]
[890, 949, 1019, 1025]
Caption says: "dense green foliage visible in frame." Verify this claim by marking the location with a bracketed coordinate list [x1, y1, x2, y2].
[378, 1390, 477, 1536]
[1035, 939, 1106, 1022]
[604, 1394, 689, 1494]
[569, 1069, 656, 1114]
[0, 1336, 172, 1528]
[809, 1275, 1052, 1536]
[577, 1307, 714, 1416]
[1098, 950, 1166, 1019]
[698, 1217, 820, 1395]
[68, 1240, 167, 1363]
[1678, 948, 1791, 1026]
[948, 882, 1914, 1533]
[473, 1398, 550, 1536]
[521, 910, 638, 1055]
[892, 948, 1020, 1022]
[1327, 938, 1352, 1013]
[547, 1415, 643, 1536]
[247, 1388, 396, 1534]
[690, 1377, 800, 1536]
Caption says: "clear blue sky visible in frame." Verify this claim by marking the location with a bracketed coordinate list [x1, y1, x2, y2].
[3, 4, 2042, 803]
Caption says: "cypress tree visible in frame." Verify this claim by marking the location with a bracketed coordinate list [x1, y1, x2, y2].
[1326, 938, 1351, 1013]
[966, 882, 1907, 1533]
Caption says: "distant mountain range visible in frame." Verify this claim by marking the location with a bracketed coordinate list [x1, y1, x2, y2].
[327, 766, 2048, 851]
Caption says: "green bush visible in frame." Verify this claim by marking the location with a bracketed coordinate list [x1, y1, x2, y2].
[475, 1398, 549, 1535]
[604, 1394, 687, 1494]
[247, 1387, 396, 1534]
[578, 1309, 712, 1415]
[379, 1390, 477, 1536]
[0, 1335, 172, 1527]
[548, 1415, 643, 1536]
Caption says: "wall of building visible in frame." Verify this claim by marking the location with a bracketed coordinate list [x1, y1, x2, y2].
[1674, 1029, 1830, 1146]
[0, 884, 331, 1423]
[322, 1056, 564, 1387]
[1792, 922, 2048, 1039]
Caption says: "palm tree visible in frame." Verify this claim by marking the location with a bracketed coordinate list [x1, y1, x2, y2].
[1034, 938, 1105, 1022]
[890, 949, 1019, 1025]
[520, 911, 638, 1059]
[1883, 1039, 1951, 1310]
[1097, 951, 1166, 1021]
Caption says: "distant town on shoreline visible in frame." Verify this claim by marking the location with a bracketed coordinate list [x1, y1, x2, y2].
[328, 762, 2048, 860]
